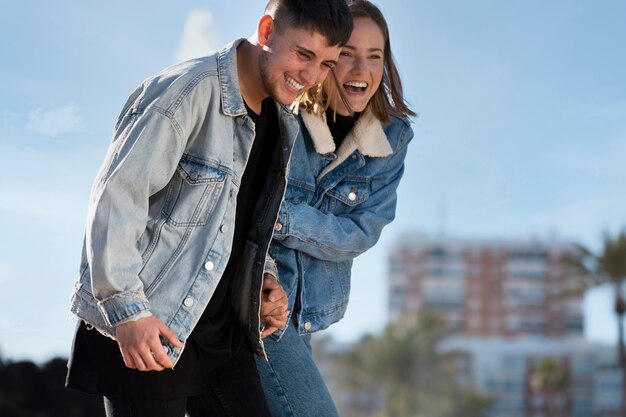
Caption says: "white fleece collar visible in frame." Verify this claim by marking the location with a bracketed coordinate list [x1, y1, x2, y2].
[301, 108, 393, 158]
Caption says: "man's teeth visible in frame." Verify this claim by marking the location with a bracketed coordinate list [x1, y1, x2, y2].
[286, 76, 304, 91]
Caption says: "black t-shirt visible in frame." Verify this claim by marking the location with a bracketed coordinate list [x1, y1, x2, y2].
[325, 107, 359, 149]
[187, 97, 279, 381]
[66, 98, 280, 400]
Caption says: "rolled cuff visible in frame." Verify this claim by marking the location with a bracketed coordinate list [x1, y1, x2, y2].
[263, 256, 279, 280]
[96, 291, 151, 327]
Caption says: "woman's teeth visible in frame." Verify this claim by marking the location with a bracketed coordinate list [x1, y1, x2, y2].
[344, 81, 367, 92]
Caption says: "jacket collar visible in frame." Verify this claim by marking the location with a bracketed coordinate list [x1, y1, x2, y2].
[218, 39, 247, 117]
[301, 108, 393, 158]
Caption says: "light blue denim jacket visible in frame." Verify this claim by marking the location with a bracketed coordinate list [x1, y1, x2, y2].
[69, 39, 298, 363]
[268, 108, 413, 337]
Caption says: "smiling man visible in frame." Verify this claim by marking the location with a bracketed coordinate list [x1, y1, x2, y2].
[65, 1, 352, 416]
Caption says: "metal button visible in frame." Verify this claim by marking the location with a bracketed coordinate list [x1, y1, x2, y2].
[183, 298, 194, 307]
[274, 220, 283, 232]
[351, 154, 357, 159]
[220, 224, 229, 233]
[304, 322, 312, 330]
[348, 191, 357, 201]
[204, 261, 214, 271]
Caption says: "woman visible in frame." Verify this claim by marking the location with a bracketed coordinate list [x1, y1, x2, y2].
[257, 1, 415, 416]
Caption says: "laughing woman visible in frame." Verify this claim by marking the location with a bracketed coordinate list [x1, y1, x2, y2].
[256, 1, 416, 416]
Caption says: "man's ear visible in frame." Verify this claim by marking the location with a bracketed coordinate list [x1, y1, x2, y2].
[257, 15, 275, 46]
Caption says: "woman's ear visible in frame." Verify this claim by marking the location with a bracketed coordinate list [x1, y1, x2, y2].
[257, 15, 275, 46]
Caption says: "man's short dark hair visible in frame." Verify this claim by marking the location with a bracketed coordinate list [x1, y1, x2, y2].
[264, 0, 353, 46]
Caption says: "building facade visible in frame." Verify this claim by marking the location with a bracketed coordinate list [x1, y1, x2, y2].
[388, 233, 584, 338]
[388, 233, 622, 417]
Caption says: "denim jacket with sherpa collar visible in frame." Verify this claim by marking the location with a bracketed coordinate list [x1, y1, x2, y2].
[69, 39, 298, 364]
[268, 107, 413, 338]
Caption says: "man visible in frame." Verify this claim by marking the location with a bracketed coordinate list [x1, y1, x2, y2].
[65, 1, 353, 416]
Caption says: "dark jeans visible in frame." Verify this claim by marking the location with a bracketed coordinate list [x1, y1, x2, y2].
[103, 347, 271, 417]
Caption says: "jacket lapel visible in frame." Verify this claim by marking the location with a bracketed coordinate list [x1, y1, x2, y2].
[301, 108, 393, 181]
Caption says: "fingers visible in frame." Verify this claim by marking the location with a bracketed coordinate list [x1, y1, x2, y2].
[115, 316, 182, 372]
[120, 348, 136, 369]
[119, 343, 166, 371]
[260, 287, 288, 315]
[260, 308, 289, 338]
[265, 305, 288, 317]
[159, 322, 184, 348]
[263, 314, 288, 329]
[138, 349, 165, 372]
[260, 312, 289, 338]
[261, 326, 278, 339]
[262, 276, 285, 303]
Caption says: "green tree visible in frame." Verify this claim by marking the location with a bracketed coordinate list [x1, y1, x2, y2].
[529, 357, 570, 393]
[316, 313, 492, 417]
[574, 229, 626, 416]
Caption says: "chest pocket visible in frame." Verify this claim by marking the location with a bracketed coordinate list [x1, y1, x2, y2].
[324, 179, 371, 213]
[162, 157, 226, 227]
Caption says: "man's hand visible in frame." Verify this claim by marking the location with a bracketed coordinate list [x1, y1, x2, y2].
[260, 274, 289, 338]
[115, 316, 184, 371]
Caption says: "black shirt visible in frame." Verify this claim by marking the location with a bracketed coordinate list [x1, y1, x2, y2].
[187, 97, 279, 382]
[66, 98, 280, 399]
[325, 107, 359, 149]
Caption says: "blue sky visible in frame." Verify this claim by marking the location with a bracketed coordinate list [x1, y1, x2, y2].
[1, 0, 625, 362]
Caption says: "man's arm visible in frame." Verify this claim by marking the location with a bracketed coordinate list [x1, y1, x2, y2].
[88, 106, 183, 322]
[87, 102, 187, 370]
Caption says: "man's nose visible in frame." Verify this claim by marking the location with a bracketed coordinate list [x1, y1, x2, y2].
[302, 64, 325, 87]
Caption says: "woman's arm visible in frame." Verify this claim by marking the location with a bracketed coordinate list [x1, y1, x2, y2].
[272, 125, 413, 262]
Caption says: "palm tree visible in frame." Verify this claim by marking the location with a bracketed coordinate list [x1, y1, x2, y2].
[317, 313, 493, 417]
[529, 357, 571, 416]
[575, 229, 626, 416]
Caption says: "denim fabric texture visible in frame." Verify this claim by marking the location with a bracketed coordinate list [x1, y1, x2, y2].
[69, 39, 299, 364]
[269, 108, 413, 337]
[256, 321, 339, 417]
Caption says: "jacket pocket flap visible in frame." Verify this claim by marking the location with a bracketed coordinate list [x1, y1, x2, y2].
[177, 157, 226, 185]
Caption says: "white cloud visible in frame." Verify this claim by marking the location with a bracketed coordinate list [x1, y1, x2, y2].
[175, 9, 218, 63]
[27, 104, 85, 138]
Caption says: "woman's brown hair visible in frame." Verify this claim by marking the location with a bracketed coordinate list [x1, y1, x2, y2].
[294, 0, 416, 123]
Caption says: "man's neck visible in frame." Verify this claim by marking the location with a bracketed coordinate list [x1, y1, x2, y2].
[237, 40, 266, 114]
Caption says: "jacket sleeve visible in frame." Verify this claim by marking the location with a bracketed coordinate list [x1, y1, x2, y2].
[86, 98, 185, 327]
[272, 125, 413, 262]
[263, 253, 279, 280]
